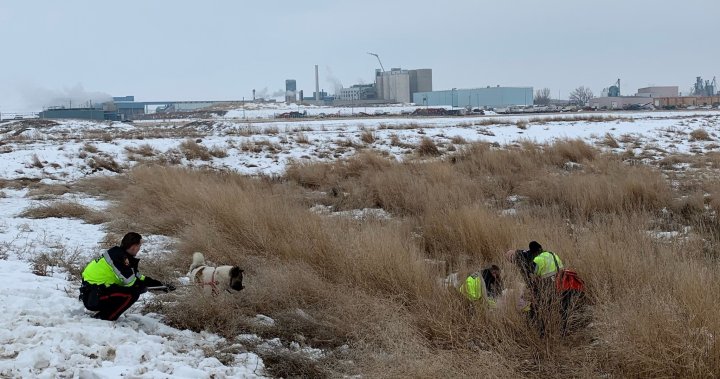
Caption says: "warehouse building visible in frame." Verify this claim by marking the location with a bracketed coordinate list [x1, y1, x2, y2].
[589, 96, 654, 109]
[38, 107, 114, 121]
[413, 87, 533, 108]
[636, 86, 679, 98]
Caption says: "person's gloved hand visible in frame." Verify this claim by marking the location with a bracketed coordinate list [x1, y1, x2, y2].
[143, 277, 163, 288]
[133, 282, 148, 294]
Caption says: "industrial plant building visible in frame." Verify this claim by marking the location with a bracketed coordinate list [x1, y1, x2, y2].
[375, 68, 432, 103]
[39, 96, 241, 121]
[413, 87, 534, 108]
[591, 85, 681, 109]
[285, 80, 297, 103]
[337, 84, 377, 101]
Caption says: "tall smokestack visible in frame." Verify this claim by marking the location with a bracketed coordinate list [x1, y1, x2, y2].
[252, 89, 256, 101]
[315, 65, 320, 101]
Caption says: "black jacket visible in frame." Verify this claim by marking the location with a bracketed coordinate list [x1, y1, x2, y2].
[105, 246, 162, 287]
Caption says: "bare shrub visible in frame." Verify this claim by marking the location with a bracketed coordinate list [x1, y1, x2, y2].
[124, 144, 158, 158]
[336, 138, 358, 149]
[240, 141, 263, 153]
[450, 135, 467, 145]
[209, 146, 229, 158]
[516, 120, 528, 129]
[295, 133, 310, 144]
[690, 128, 712, 141]
[360, 130, 376, 144]
[544, 138, 597, 165]
[601, 133, 620, 148]
[417, 137, 440, 156]
[263, 126, 280, 135]
[88, 155, 123, 173]
[390, 134, 401, 146]
[179, 139, 212, 161]
[29, 246, 85, 280]
[83, 143, 99, 153]
[254, 139, 280, 153]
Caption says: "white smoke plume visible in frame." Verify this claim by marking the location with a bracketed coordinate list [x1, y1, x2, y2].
[18, 83, 113, 109]
[255, 87, 270, 99]
[324, 67, 344, 95]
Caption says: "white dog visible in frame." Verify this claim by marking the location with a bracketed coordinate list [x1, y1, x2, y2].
[188, 252, 244, 295]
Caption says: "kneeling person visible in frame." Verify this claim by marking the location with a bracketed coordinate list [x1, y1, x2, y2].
[79, 232, 174, 320]
[459, 265, 503, 307]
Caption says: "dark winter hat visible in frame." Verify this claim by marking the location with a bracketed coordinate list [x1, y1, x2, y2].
[528, 241, 542, 252]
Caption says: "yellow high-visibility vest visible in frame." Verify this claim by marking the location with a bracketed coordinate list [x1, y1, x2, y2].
[459, 273, 496, 307]
[533, 251, 564, 278]
[82, 251, 145, 287]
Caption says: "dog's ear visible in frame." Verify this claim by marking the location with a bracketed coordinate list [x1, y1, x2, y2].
[230, 266, 243, 278]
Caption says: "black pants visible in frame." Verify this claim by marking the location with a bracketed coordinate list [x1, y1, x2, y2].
[81, 282, 142, 321]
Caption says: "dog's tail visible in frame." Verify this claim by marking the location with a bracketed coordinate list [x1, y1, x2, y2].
[189, 252, 206, 272]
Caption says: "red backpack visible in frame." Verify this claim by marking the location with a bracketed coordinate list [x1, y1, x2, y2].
[551, 254, 585, 292]
[556, 268, 585, 292]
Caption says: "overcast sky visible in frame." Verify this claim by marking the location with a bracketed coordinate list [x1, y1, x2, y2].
[1, 0, 718, 111]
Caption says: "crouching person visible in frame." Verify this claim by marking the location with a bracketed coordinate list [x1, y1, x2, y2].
[79, 232, 175, 321]
[459, 265, 503, 307]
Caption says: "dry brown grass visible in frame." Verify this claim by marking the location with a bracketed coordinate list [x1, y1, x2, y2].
[20, 201, 108, 224]
[601, 133, 620, 148]
[87, 154, 123, 173]
[82, 143, 99, 153]
[179, 139, 212, 161]
[690, 128, 712, 141]
[360, 130, 376, 144]
[295, 132, 310, 144]
[450, 135, 468, 145]
[124, 144, 158, 158]
[93, 139, 720, 378]
[417, 137, 441, 156]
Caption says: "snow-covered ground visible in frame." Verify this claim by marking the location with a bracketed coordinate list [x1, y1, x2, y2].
[0, 189, 267, 378]
[2, 110, 719, 180]
[0, 109, 718, 377]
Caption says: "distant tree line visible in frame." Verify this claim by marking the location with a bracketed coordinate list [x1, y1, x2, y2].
[534, 86, 595, 107]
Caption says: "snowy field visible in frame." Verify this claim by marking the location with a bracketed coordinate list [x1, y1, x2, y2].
[1, 108, 719, 377]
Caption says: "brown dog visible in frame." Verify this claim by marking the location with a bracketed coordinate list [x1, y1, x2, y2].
[188, 252, 244, 295]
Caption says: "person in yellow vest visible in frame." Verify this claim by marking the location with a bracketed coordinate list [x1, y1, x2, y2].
[79, 232, 175, 320]
[506, 241, 566, 334]
[459, 265, 502, 307]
